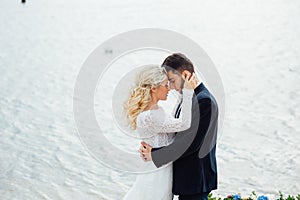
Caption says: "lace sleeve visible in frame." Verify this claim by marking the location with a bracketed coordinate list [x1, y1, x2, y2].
[146, 88, 194, 133]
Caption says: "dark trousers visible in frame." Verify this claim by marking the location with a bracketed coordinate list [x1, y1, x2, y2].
[176, 192, 210, 200]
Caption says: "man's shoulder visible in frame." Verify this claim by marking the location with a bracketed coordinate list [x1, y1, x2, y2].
[195, 87, 212, 101]
[195, 86, 217, 107]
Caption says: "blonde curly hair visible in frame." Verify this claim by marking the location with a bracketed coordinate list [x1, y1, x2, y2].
[124, 65, 167, 130]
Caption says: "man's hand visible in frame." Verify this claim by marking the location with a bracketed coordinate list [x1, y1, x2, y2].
[139, 141, 152, 162]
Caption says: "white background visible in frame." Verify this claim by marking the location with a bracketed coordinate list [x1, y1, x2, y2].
[0, 0, 299, 199]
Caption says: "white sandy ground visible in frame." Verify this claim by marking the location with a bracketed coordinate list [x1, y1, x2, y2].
[0, 0, 300, 199]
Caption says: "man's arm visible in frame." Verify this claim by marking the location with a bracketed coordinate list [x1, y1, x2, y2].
[150, 97, 217, 167]
[148, 98, 202, 167]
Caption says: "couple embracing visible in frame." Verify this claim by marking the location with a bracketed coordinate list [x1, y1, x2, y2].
[123, 53, 218, 200]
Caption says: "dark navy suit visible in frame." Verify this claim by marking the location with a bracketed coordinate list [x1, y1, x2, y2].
[151, 83, 218, 200]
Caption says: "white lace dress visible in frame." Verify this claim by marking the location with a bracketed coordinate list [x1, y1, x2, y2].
[123, 89, 194, 200]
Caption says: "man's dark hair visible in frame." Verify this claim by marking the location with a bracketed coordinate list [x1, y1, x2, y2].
[162, 53, 195, 74]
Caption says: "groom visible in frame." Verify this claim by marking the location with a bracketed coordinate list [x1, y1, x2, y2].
[140, 53, 219, 200]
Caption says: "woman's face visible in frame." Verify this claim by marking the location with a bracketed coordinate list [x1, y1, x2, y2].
[153, 77, 170, 101]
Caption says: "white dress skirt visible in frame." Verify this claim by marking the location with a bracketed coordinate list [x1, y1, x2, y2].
[122, 89, 194, 200]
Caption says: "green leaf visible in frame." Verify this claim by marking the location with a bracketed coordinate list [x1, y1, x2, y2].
[286, 195, 295, 200]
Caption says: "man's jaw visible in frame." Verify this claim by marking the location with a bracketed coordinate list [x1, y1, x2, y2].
[177, 88, 183, 94]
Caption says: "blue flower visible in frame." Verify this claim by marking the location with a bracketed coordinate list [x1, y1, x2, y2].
[233, 194, 241, 200]
[257, 196, 269, 200]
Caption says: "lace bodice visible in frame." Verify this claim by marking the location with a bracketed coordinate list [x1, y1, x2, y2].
[136, 89, 194, 148]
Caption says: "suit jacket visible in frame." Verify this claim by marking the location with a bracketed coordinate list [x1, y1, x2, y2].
[151, 83, 218, 195]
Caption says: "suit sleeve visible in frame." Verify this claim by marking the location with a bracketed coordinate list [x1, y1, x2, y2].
[151, 147, 162, 152]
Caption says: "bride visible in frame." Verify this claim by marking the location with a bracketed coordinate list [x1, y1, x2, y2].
[123, 65, 195, 200]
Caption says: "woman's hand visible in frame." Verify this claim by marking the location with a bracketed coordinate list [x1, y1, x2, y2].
[182, 72, 198, 89]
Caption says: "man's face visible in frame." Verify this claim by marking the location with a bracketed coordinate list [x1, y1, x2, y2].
[167, 70, 184, 93]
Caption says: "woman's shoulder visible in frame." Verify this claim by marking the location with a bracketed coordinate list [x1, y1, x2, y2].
[138, 106, 164, 115]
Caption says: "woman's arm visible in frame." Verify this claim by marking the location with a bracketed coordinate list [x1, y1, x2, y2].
[147, 88, 194, 133]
